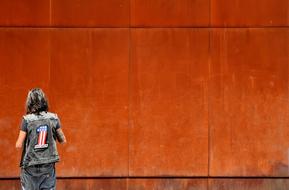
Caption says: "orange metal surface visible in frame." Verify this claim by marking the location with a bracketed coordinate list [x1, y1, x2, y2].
[131, 0, 210, 27]
[0, 179, 127, 190]
[57, 179, 127, 190]
[0, 179, 207, 190]
[0, 0, 50, 26]
[50, 29, 130, 176]
[0, 180, 19, 190]
[2, 178, 289, 189]
[128, 178, 207, 190]
[211, 0, 289, 26]
[210, 179, 289, 190]
[0, 0, 288, 27]
[130, 29, 209, 176]
[0, 0, 288, 189]
[209, 29, 289, 176]
[51, 0, 130, 27]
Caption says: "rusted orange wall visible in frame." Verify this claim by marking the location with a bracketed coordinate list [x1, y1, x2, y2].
[0, 0, 288, 189]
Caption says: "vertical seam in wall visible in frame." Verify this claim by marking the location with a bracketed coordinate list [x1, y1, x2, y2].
[208, 2, 212, 188]
[128, 0, 132, 181]
[287, 26, 289, 177]
[48, 29, 51, 96]
[209, 0, 212, 27]
[129, 0, 132, 28]
[128, 28, 131, 179]
[207, 27, 212, 190]
[48, 0, 52, 95]
[207, 28, 211, 190]
[49, 0, 52, 26]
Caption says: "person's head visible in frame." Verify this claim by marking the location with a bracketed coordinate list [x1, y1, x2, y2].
[26, 88, 49, 114]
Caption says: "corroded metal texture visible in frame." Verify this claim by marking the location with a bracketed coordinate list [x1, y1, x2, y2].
[0, 178, 206, 190]
[0, 1, 288, 190]
[128, 178, 207, 190]
[210, 179, 289, 190]
[129, 28, 209, 176]
[56, 178, 127, 190]
[130, 0, 210, 27]
[211, 0, 289, 26]
[0, 0, 50, 26]
[0, 180, 20, 190]
[51, 0, 130, 27]
[209, 29, 289, 176]
[2, 178, 289, 189]
[1, 0, 288, 27]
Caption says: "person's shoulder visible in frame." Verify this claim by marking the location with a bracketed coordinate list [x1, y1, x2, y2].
[23, 112, 59, 121]
[43, 112, 59, 120]
[23, 113, 37, 122]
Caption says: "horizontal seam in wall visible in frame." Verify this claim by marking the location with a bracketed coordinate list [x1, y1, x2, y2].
[3, 176, 289, 180]
[0, 26, 288, 29]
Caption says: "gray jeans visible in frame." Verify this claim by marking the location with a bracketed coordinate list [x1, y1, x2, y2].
[20, 163, 56, 190]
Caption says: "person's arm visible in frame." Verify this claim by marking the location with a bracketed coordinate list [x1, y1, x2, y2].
[16, 118, 27, 149]
[56, 128, 66, 144]
[16, 131, 26, 148]
[55, 117, 66, 144]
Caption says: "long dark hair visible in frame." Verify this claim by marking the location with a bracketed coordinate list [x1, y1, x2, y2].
[26, 88, 49, 114]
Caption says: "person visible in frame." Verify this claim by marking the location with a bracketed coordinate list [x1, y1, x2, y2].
[15, 88, 66, 190]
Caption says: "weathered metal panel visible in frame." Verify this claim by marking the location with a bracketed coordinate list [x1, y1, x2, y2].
[210, 179, 289, 190]
[131, 0, 210, 27]
[128, 178, 207, 190]
[0, 0, 50, 26]
[57, 178, 127, 190]
[129, 28, 209, 176]
[51, 0, 130, 27]
[209, 29, 289, 176]
[211, 0, 289, 26]
[0, 179, 127, 190]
